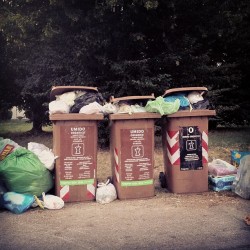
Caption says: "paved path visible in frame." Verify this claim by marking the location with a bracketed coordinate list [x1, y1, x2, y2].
[1, 190, 249, 250]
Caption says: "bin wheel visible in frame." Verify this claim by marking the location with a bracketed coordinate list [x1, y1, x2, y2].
[159, 172, 167, 188]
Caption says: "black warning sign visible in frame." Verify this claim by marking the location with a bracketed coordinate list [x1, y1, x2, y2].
[179, 126, 203, 171]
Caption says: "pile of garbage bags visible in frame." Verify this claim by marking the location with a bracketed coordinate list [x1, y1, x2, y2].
[49, 89, 212, 116]
[0, 138, 64, 214]
[208, 155, 250, 199]
[145, 91, 211, 115]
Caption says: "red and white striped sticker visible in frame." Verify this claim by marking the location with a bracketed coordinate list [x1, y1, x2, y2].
[202, 131, 208, 163]
[114, 148, 120, 183]
[87, 184, 96, 199]
[166, 131, 180, 165]
[60, 185, 70, 201]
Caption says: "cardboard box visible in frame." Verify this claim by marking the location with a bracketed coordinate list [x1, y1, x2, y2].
[208, 175, 236, 192]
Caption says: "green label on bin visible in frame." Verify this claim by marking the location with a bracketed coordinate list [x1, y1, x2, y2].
[60, 179, 94, 186]
[121, 179, 153, 187]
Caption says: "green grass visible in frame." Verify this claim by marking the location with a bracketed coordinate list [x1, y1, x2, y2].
[0, 120, 53, 148]
[1, 120, 250, 152]
[0, 119, 33, 134]
[209, 127, 250, 151]
[0, 119, 53, 133]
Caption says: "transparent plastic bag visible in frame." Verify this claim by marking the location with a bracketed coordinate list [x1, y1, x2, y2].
[96, 180, 117, 204]
[42, 192, 64, 209]
[145, 96, 180, 115]
[28, 142, 55, 171]
[208, 159, 237, 176]
[232, 155, 250, 199]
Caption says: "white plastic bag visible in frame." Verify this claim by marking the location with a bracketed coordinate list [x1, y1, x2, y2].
[55, 91, 85, 107]
[79, 101, 104, 114]
[28, 142, 55, 171]
[102, 103, 117, 114]
[42, 192, 64, 209]
[187, 91, 204, 104]
[208, 159, 237, 176]
[96, 180, 117, 204]
[49, 100, 70, 114]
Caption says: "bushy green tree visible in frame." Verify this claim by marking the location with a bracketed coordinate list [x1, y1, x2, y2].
[0, 0, 249, 132]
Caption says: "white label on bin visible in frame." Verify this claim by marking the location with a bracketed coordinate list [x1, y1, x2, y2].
[60, 125, 95, 181]
[120, 128, 153, 184]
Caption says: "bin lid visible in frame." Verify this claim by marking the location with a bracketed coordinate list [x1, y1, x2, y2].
[166, 109, 216, 118]
[50, 86, 98, 101]
[162, 87, 208, 97]
[110, 94, 155, 103]
[50, 113, 104, 121]
[109, 112, 161, 120]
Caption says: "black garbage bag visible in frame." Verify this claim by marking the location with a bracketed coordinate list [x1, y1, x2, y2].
[192, 99, 210, 110]
[70, 91, 105, 113]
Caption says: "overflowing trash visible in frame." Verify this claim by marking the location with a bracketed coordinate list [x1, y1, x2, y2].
[0, 137, 59, 214]
[145, 88, 212, 116]
[145, 96, 180, 115]
[49, 88, 158, 116]
[48, 86, 213, 117]
[49, 90, 106, 115]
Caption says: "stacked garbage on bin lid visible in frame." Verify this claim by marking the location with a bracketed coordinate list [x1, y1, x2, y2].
[49, 86, 157, 115]
[0, 137, 64, 214]
[145, 86, 213, 116]
[49, 87, 106, 115]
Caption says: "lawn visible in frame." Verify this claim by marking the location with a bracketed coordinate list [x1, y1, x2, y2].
[1, 119, 250, 180]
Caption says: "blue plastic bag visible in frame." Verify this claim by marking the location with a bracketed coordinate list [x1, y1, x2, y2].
[3, 192, 35, 214]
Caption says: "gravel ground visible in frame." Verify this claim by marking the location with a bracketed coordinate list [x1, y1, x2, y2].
[1, 176, 249, 250]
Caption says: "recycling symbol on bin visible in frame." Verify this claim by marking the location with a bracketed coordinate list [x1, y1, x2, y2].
[131, 145, 144, 158]
[72, 143, 84, 156]
[186, 140, 197, 151]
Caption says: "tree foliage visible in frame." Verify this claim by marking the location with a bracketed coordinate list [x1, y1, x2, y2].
[0, 0, 249, 131]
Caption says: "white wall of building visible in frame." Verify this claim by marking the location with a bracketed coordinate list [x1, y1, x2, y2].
[11, 106, 26, 119]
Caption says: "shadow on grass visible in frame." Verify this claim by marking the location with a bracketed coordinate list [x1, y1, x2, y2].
[0, 130, 53, 148]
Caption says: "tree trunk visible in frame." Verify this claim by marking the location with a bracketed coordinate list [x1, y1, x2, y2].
[30, 110, 43, 134]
